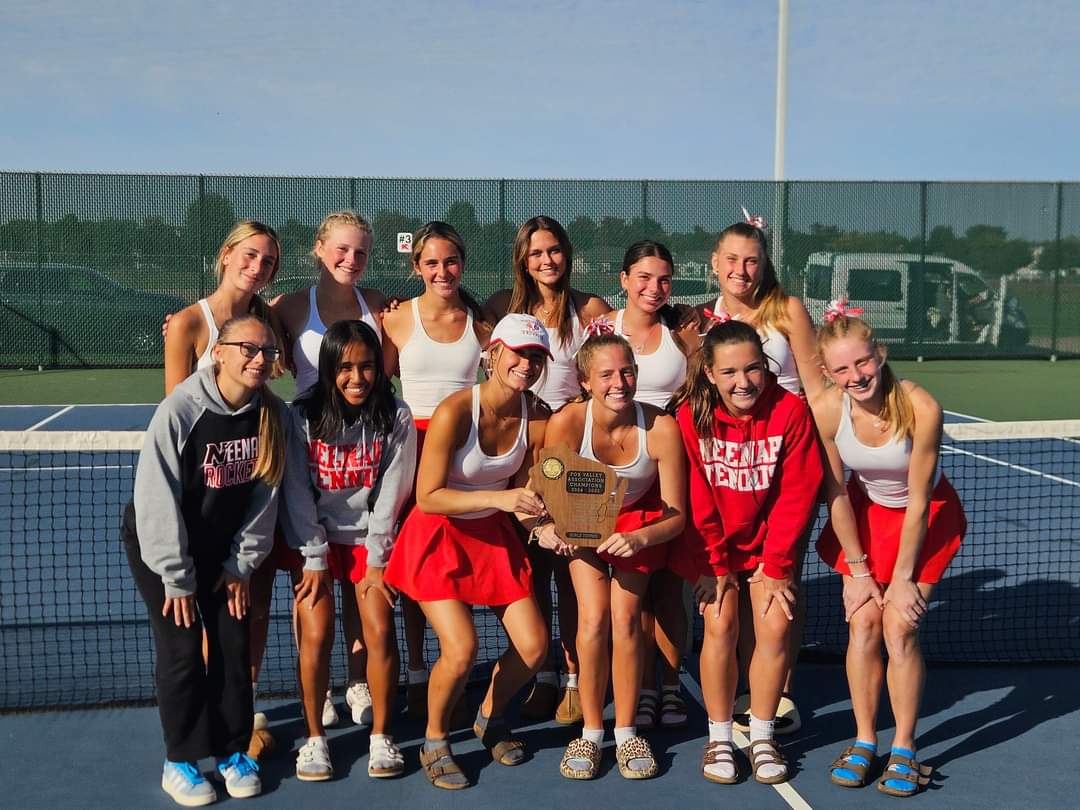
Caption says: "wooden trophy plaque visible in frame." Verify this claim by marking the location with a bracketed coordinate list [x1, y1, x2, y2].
[528, 444, 627, 547]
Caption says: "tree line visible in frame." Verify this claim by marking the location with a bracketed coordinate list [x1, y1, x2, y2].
[0, 192, 1070, 280]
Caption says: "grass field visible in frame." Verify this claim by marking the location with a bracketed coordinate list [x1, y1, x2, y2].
[1, 359, 1077, 422]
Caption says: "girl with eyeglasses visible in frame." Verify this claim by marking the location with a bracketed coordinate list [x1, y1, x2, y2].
[123, 314, 286, 807]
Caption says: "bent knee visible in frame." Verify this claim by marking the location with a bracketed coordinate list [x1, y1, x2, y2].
[848, 609, 884, 646]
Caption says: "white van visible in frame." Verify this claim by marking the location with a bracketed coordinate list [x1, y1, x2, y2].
[802, 252, 1029, 349]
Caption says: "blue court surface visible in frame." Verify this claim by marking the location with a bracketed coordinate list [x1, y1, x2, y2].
[1, 403, 1077, 808]
[1, 663, 1074, 808]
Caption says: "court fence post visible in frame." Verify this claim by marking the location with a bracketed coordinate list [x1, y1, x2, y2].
[33, 171, 49, 368]
[1051, 181, 1063, 356]
[198, 175, 209, 300]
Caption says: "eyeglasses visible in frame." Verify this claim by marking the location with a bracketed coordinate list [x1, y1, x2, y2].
[219, 341, 281, 361]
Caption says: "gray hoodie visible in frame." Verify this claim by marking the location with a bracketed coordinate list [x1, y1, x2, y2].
[280, 397, 417, 571]
[133, 366, 283, 598]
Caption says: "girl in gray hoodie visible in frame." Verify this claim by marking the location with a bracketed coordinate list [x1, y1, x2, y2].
[280, 319, 417, 781]
[123, 314, 286, 807]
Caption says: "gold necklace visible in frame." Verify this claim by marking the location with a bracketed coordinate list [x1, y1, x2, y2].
[624, 322, 656, 353]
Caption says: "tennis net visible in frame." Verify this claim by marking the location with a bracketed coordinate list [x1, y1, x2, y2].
[1, 419, 1077, 710]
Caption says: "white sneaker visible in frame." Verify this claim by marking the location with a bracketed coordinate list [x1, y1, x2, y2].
[215, 752, 261, 799]
[296, 737, 333, 782]
[345, 681, 374, 726]
[368, 734, 405, 778]
[161, 761, 216, 807]
[321, 689, 340, 728]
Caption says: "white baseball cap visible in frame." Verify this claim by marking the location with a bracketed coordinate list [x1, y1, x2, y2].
[489, 313, 553, 359]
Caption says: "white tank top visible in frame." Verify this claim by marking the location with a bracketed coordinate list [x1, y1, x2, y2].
[449, 386, 529, 519]
[579, 400, 657, 508]
[711, 297, 801, 394]
[398, 298, 483, 419]
[195, 299, 219, 371]
[294, 286, 381, 395]
[613, 310, 686, 409]
[531, 309, 584, 411]
[834, 393, 938, 508]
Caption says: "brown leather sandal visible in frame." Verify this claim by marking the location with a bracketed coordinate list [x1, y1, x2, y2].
[829, 742, 876, 787]
[701, 740, 738, 784]
[419, 744, 468, 790]
[749, 738, 789, 785]
[877, 751, 932, 797]
[473, 720, 526, 766]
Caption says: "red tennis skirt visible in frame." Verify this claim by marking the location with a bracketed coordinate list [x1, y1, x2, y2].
[397, 418, 430, 522]
[384, 508, 533, 606]
[327, 543, 368, 584]
[264, 531, 368, 583]
[816, 475, 966, 585]
[598, 484, 670, 575]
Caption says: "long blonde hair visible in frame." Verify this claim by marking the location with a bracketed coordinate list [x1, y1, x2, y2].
[213, 220, 282, 286]
[216, 315, 286, 486]
[713, 221, 788, 335]
[817, 315, 914, 439]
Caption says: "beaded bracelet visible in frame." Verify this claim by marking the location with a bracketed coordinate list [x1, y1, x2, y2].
[844, 553, 868, 565]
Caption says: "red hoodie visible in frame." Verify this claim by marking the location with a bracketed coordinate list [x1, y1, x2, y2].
[672, 378, 823, 581]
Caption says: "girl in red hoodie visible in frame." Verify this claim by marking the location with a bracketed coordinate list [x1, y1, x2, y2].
[670, 319, 822, 786]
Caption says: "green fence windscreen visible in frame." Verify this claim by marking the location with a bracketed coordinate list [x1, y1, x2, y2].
[1, 173, 1077, 367]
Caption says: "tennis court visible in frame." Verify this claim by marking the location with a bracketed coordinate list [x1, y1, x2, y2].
[1, 403, 1077, 807]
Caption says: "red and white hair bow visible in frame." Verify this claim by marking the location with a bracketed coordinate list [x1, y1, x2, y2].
[701, 307, 733, 328]
[583, 317, 616, 338]
[741, 205, 769, 232]
[824, 297, 865, 323]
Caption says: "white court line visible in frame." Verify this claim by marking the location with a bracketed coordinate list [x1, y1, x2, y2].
[944, 408, 988, 423]
[942, 445, 1080, 489]
[25, 405, 74, 431]
[680, 672, 814, 810]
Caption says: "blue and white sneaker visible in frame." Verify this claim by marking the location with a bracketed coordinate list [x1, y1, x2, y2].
[216, 752, 261, 799]
[161, 760, 216, 807]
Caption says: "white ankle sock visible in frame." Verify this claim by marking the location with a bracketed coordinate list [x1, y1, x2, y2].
[565, 673, 579, 689]
[582, 727, 604, 746]
[613, 726, 636, 747]
[749, 713, 785, 781]
[749, 713, 775, 741]
[708, 718, 733, 743]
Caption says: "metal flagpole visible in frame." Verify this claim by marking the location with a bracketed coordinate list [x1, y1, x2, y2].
[773, 0, 789, 274]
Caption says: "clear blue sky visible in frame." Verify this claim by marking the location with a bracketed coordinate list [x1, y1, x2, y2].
[2, 0, 1077, 180]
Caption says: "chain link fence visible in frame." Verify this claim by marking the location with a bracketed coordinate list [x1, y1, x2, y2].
[1, 173, 1077, 367]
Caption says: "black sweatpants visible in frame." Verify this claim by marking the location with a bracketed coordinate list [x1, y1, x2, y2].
[123, 510, 253, 763]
